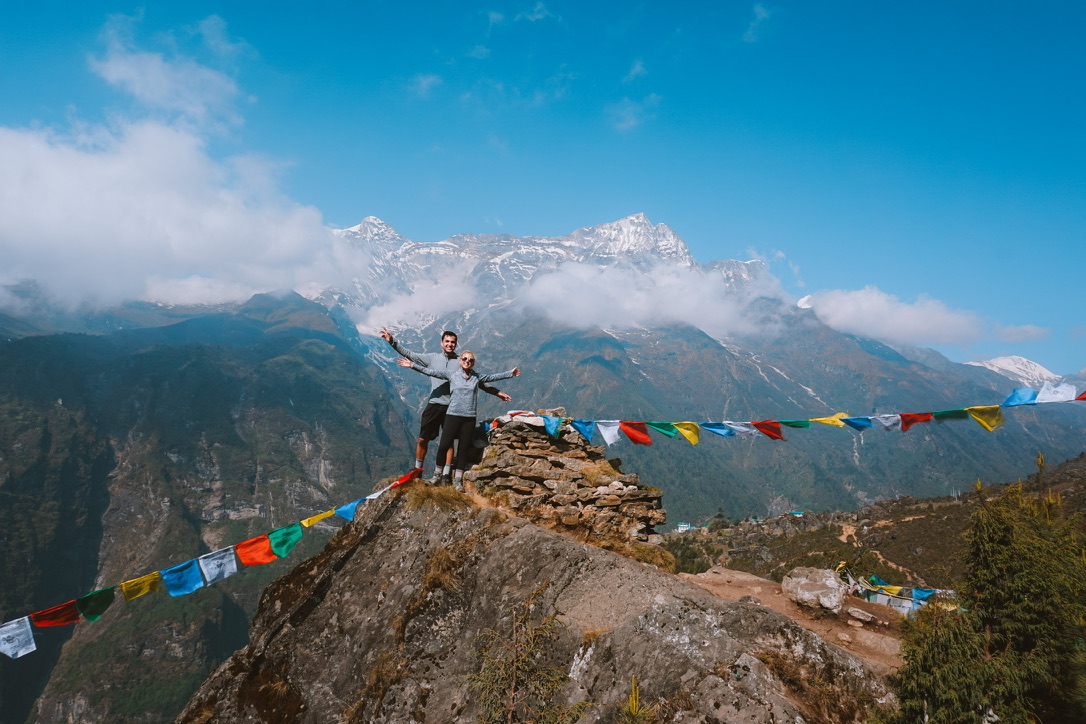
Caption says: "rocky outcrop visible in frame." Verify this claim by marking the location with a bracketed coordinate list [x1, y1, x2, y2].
[466, 410, 666, 544]
[177, 483, 893, 723]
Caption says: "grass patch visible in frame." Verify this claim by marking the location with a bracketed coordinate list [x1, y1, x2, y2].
[404, 483, 473, 513]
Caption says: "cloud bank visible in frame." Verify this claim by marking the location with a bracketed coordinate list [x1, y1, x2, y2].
[0, 16, 366, 310]
[802, 286, 983, 346]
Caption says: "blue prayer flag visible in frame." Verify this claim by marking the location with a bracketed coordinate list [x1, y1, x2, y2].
[335, 499, 363, 521]
[570, 419, 595, 442]
[699, 423, 736, 438]
[1002, 387, 1038, 407]
[541, 415, 563, 438]
[161, 560, 205, 597]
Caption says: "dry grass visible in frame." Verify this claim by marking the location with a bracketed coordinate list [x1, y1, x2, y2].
[404, 482, 473, 512]
[603, 540, 677, 572]
[423, 544, 463, 594]
[582, 628, 611, 647]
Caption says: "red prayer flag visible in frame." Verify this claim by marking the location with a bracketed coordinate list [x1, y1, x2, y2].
[900, 412, 934, 432]
[619, 421, 653, 445]
[752, 420, 785, 440]
[30, 600, 81, 627]
[392, 467, 423, 488]
[235, 535, 277, 565]
[1077, 390, 1086, 401]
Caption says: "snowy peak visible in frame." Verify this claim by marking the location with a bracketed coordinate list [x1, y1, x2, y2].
[568, 213, 694, 267]
[964, 355, 1060, 387]
[337, 216, 408, 245]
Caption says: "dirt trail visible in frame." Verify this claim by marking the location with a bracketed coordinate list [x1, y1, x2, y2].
[681, 566, 904, 675]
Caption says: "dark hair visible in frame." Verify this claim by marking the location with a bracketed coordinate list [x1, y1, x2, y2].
[441, 330, 458, 342]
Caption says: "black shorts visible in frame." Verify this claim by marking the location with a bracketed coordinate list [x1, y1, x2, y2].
[419, 403, 449, 441]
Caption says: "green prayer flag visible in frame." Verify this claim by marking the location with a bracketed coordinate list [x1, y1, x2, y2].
[932, 409, 969, 421]
[76, 587, 116, 622]
[780, 420, 811, 428]
[269, 522, 304, 558]
[646, 421, 678, 437]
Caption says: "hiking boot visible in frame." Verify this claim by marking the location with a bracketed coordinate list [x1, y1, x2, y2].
[428, 472, 445, 485]
[453, 477, 464, 492]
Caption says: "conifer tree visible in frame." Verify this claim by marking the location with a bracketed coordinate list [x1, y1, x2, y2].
[888, 479, 1086, 723]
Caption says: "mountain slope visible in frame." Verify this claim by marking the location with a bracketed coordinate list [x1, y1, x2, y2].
[177, 484, 893, 723]
[0, 295, 415, 723]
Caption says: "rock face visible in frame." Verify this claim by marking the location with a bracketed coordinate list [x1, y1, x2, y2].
[177, 486, 893, 723]
[782, 567, 849, 615]
[466, 411, 666, 544]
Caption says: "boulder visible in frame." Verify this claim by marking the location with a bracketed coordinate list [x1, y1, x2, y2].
[781, 567, 849, 614]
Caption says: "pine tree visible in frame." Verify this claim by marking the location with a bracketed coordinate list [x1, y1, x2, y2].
[888, 478, 1086, 723]
[962, 484, 1086, 722]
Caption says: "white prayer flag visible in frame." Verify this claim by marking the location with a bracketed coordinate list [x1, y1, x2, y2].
[872, 414, 902, 431]
[198, 547, 239, 585]
[723, 421, 757, 436]
[0, 617, 36, 659]
[595, 420, 620, 446]
[1035, 381, 1077, 403]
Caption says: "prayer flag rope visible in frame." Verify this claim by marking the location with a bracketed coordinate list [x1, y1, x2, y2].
[0, 468, 422, 660]
[523, 382, 1086, 446]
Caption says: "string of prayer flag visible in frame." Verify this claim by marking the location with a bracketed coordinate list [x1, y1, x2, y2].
[1, 467, 425, 660]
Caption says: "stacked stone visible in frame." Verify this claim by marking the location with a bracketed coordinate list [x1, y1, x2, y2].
[463, 412, 666, 543]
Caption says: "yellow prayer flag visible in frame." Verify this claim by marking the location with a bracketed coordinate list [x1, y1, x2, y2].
[302, 509, 336, 527]
[810, 412, 849, 427]
[119, 571, 163, 602]
[966, 406, 1004, 432]
[879, 585, 904, 596]
[672, 422, 701, 445]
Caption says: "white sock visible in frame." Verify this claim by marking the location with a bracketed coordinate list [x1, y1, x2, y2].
[443, 464, 452, 475]
[414, 458, 423, 469]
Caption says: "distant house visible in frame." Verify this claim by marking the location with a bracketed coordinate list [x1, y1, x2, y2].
[674, 522, 693, 533]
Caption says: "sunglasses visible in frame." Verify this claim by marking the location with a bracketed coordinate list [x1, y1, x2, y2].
[460, 357, 475, 364]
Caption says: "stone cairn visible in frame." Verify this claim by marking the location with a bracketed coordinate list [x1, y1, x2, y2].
[463, 408, 666, 544]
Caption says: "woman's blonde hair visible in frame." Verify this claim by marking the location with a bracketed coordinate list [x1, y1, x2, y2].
[459, 350, 476, 361]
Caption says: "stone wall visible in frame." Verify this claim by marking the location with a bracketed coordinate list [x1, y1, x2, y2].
[464, 410, 666, 543]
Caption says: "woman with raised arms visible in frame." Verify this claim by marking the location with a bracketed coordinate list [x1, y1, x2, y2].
[397, 351, 520, 489]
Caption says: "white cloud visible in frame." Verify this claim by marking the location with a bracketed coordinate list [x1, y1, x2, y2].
[411, 74, 443, 98]
[193, 15, 252, 59]
[605, 94, 661, 131]
[995, 324, 1050, 343]
[623, 60, 646, 83]
[0, 20, 369, 311]
[355, 277, 477, 334]
[467, 44, 491, 59]
[805, 286, 983, 346]
[743, 3, 771, 43]
[517, 262, 777, 339]
[516, 2, 555, 22]
[90, 16, 242, 129]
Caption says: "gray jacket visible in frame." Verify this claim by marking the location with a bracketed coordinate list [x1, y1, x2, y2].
[408, 363, 516, 418]
[386, 336, 502, 407]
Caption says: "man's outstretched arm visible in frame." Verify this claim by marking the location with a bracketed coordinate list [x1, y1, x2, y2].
[380, 327, 428, 366]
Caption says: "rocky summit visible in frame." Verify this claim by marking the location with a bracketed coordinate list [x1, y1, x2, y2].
[177, 416, 892, 723]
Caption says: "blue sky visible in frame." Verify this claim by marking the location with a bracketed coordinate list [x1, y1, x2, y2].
[1, 2, 1084, 374]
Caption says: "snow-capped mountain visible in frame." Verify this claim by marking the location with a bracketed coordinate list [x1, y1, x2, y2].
[330, 213, 764, 313]
[964, 355, 1061, 387]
